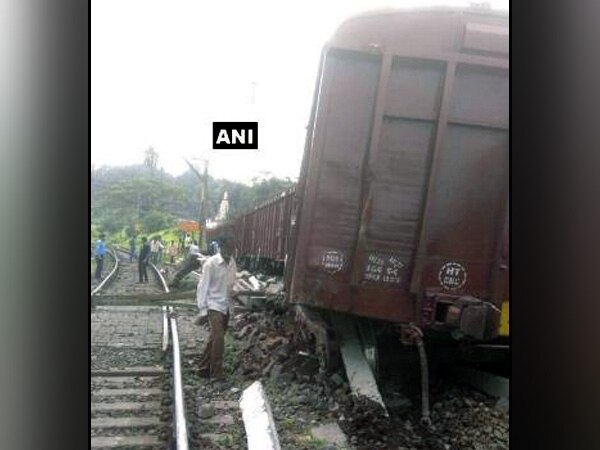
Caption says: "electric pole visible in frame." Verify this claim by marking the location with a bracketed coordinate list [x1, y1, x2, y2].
[184, 157, 209, 250]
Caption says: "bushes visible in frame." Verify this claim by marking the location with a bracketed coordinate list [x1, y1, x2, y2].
[140, 211, 174, 233]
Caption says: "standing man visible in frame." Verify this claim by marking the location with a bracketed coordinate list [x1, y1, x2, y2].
[188, 239, 200, 257]
[128, 235, 136, 262]
[178, 232, 186, 253]
[94, 234, 106, 280]
[196, 234, 238, 380]
[167, 240, 178, 264]
[138, 237, 151, 283]
[156, 236, 165, 264]
[150, 237, 159, 264]
[184, 233, 192, 253]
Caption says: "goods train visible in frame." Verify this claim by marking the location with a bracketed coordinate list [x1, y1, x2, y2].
[208, 7, 509, 377]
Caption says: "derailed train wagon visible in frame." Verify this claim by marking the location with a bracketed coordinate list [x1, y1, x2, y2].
[288, 7, 509, 342]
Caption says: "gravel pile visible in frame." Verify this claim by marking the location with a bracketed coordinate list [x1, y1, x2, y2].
[333, 383, 508, 450]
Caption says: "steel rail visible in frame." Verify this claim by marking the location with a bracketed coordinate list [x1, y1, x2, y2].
[113, 246, 170, 294]
[91, 248, 119, 296]
[168, 307, 189, 450]
[149, 262, 170, 293]
[162, 306, 169, 352]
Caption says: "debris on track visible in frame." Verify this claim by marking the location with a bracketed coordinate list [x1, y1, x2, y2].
[168, 269, 509, 450]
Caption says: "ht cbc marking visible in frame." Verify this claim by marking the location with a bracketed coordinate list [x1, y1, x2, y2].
[438, 262, 467, 290]
[213, 122, 258, 149]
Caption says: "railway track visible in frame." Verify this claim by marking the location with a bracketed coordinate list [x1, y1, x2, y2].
[91, 248, 119, 296]
[91, 247, 170, 298]
[91, 249, 190, 449]
[90, 245, 508, 449]
[91, 305, 190, 449]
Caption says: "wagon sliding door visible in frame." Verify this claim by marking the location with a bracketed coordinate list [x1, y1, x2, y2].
[409, 62, 509, 302]
[291, 48, 381, 305]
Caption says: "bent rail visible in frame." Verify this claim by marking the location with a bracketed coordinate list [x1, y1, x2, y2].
[91, 248, 119, 296]
[149, 262, 170, 294]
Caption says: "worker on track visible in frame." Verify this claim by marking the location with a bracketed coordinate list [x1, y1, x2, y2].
[196, 234, 238, 381]
[168, 240, 204, 289]
[94, 234, 106, 280]
[138, 237, 151, 283]
[167, 240, 178, 264]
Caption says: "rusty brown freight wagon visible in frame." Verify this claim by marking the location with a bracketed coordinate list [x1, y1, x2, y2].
[288, 7, 509, 342]
[207, 186, 296, 274]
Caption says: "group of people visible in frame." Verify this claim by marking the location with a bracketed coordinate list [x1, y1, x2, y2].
[93, 230, 238, 381]
[128, 235, 188, 265]
[129, 235, 195, 283]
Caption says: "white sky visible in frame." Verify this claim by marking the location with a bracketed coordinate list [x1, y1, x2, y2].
[92, 0, 509, 183]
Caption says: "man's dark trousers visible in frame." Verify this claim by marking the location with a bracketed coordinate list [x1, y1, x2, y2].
[95, 256, 104, 280]
[138, 260, 148, 282]
[199, 310, 229, 379]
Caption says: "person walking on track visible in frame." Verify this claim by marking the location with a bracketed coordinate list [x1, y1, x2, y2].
[150, 237, 159, 264]
[94, 234, 106, 280]
[167, 240, 178, 264]
[196, 234, 238, 380]
[138, 237, 151, 283]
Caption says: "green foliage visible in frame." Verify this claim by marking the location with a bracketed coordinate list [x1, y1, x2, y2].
[141, 210, 174, 233]
[98, 216, 123, 235]
[223, 333, 242, 376]
[301, 436, 329, 450]
[91, 161, 296, 235]
[124, 224, 137, 238]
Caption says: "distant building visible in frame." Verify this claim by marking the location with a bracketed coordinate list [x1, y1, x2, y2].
[215, 192, 229, 222]
[206, 191, 229, 230]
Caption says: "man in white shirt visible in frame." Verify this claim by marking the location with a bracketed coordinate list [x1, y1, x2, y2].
[150, 238, 163, 264]
[188, 240, 200, 257]
[196, 234, 237, 380]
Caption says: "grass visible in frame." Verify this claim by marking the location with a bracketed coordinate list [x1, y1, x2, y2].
[223, 333, 242, 376]
[215, 427, 245, 448]
[300, 436, 329, 450]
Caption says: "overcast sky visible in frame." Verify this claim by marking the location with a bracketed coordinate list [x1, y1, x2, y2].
[92, 0, 509, 183]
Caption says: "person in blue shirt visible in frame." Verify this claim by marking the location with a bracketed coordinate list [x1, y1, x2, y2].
[208, 240, 220, 256]
[94, 234, 107, 280]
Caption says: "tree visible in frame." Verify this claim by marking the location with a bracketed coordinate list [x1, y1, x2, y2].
[92, 176, 185, 230]
[141, 211, 174, 233]
[144, 147, 159, 172]
[91, 162, 297, 235]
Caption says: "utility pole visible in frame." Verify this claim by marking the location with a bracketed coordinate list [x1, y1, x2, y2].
[184, 157, 209, 250]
